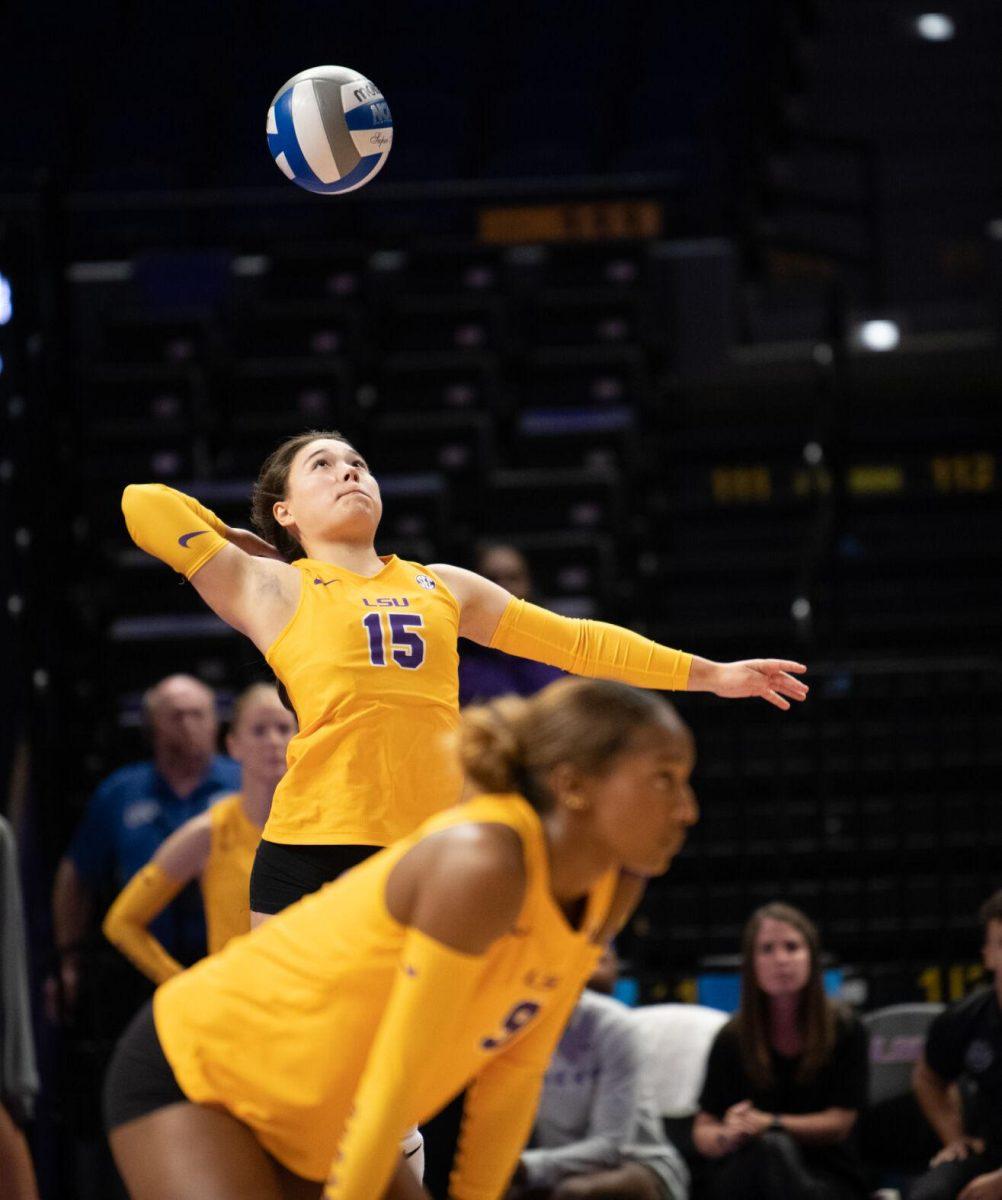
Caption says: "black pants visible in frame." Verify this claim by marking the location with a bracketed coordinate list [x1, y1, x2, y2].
[908, 1153, 1002, 1200]
[702, 1132, 863, 1200]
[103, 1001, 187, 1133]
[249, 840, 379, 914]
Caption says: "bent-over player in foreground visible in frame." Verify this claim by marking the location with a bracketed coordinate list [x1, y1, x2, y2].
[104, 677, 698, 1200]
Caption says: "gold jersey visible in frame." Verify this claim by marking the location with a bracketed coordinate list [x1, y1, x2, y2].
[262, 556, 463, 847]
[200, 794, 259, 954]
[153, 794, 617, 1191]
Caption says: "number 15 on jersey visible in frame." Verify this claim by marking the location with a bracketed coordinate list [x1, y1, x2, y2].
[362, 613, 426, 669]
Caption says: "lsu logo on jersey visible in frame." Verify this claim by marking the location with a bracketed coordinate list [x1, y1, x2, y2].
[361, 597, 411, 608]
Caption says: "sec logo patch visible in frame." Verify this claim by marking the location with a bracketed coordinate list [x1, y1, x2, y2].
[415, 575, 436, 590]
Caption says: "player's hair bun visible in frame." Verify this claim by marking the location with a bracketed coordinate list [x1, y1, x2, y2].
[457, 677, 689, 814]
[458, 695, 530, 796]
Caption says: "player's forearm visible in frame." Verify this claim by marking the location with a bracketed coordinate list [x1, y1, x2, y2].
[775, 1108, 856, 1145]
[52, 860, 94, 952]
[121, 483, 230, 579]
[489, 599, 692, 691]
[451, 1060, 546, 1200]
[102, 864, 186, 984]
[691, 1114, 733, 1159]
[521, 1135, 622, 1189]
[687, 657, 726, 693]
[324, 931, 487, 1200]
[914, 1072, 964, 1145]
[451, 985, 584, 1200]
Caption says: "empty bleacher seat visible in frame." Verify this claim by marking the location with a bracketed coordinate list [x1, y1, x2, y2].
[860, 1003, 945, 1175]
[214, 361, 353, 453]
[98, 309, 217, 367]
[376, 351, 503, 415]
[381, 295, 508, 356]
[512, 406, 639, 474]
[634, 1002, 729, 1166]
[517, 346, 648, 410]
[370, 411, 493, 522]
[227, 300, 361, 363]
[485, 466, 624, 536]
[81, 365, 202, 438]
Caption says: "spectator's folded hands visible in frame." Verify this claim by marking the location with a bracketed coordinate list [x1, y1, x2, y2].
[932, 1136, 986, 1166]
[724, 1100, 772, 1139]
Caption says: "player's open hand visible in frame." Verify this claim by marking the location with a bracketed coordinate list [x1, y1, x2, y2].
[692, 659, 809, 710]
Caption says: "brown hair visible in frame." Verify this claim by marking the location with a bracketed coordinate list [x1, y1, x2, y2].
[230, 683, 290, 732]
[250, 430, 351, 561]
[980, 889, 1002, 930]
[734, 902, 837, 1089]
[458, 677, 689, 812]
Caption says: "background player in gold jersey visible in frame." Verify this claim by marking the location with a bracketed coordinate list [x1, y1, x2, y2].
[103, 677, 698, 1200]
[120, 430, 807, 926]
[102, 685, 295, 981]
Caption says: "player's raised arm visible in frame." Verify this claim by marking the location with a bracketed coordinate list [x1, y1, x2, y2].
[323, 825, 525, 1200]
[121, 483, 299, 652]
[432, 563, 809, 712]
[102, 813, 213, 984]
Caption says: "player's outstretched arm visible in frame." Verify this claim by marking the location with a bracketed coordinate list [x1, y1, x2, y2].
[121, 483, 299, 652]
[431, 564, 808, 712]
[322, 826, 526, 1200]
[101, 813, 212, 983]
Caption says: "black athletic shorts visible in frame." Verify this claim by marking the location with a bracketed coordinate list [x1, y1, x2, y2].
[104, 1000, 187, 1133]
[249, 839, 380, 915]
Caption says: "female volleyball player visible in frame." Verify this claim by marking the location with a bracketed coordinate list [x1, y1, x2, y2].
[102, 685, 295, 981]
[104, 677, 697, 1200]
[121, 430, 807, 922]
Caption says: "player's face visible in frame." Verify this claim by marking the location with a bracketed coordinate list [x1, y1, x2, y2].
[279, 438, 382, 547]
[227, 701, 296, 788]
[983, 920, 1002, 975]
[583, 724, 698, 878]
[753, 918, 812, 998]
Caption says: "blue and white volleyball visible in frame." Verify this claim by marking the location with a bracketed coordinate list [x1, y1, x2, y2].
[266, 65, 393, 195]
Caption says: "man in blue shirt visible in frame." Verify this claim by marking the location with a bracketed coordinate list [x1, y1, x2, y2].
[50, 674, 240, 1015]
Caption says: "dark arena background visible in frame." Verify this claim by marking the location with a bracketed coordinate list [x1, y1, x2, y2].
[1, 2, 1000, 1197]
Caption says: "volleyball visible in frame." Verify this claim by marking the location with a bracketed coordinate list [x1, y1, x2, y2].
[266, 65, 393, 195]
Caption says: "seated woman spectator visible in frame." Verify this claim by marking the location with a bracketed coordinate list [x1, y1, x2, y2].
[909, 889, 1002, 1200]
[692, 903, 868, 1200]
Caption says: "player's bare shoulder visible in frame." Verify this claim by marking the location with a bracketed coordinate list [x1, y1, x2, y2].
[387, 821, 527, 955]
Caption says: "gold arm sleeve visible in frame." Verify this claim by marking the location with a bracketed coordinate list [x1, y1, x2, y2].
[102, 863, 186, 984]
[489, 598, 693, 691]
[121, 483, 229, 580]
[450, 982, 586, 1200]
[323, 929, 488, 1200]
